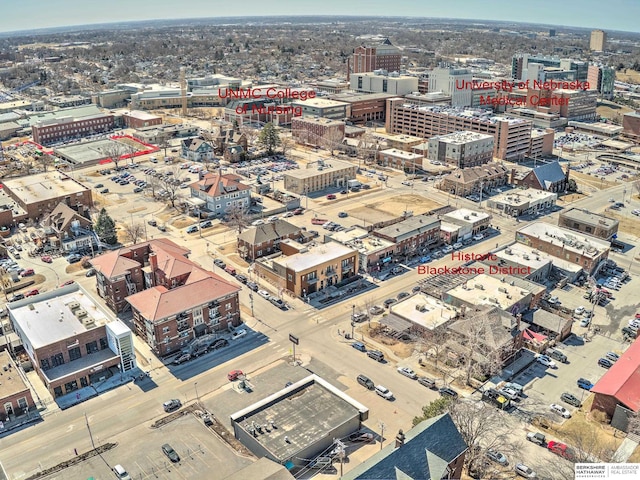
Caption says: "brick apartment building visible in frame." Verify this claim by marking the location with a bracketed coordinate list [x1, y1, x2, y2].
[427, 131, 494, 168]
[373, 214, 441, 261]
[385, 99, 536, 162]
[8, 285, 135, 398]
[329, 92, 394, 125]
[237, 219, 305, 261]
[291, 117, 345, 148]
[0, 351, 36, 419]
[91, 239, 241, 356]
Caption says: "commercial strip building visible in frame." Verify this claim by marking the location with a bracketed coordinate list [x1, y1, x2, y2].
[254, 241, 357, 298]
[373, 214, 441, 261]
[289, 98, 349, 120]
[283, 159, 356, 195]
[385, 100, 538, 162]
[327, 226, 396, 274]
[485, 188, 557, 217]
[427, 131, 494, 168]
[8, 284, 135, 399]
[440, 208, 491, 242]
[558, 208, 619, 241]
[515, 222, 610, 275]
[291, 117, 345, 148]
[0, 350, 36, 420]
[230, 374, 368, 468]
[377, 148, 423, 171]
[30, 104, 115, 145]
[121, 110, 162, 129]
[91, 239, 241, 356]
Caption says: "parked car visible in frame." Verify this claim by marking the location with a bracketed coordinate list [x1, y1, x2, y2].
[211, 338, 229, 350]
[577, 378, 594, 390]
[397, 291, 410, 300]
[213, 259, 226, 268]
[9, 293, 25, 302]
[246, 282, 259, 292]
[357, 374, 374, 390]
[352, 312, 368, 323]
[231, 329, 247, 340]
[383, 298, 397, 307]
[397, 367, 418, 379]
[352, 341, 366, 352]
[439, 387, 458, 399]
[605, 352, 620, 363]
[326, 194, 336, 200]
[161, 444, 180, 463]
[486, 449, 508, 466]
[550, 403, 572, 418]
[85, 268, 96, 277]
[41, 255, 53, 263]
[269, 297, 287, 310]
[257, 289, 270, 299]
[598, 358, 613, 369]
[418, 377, 437, 389]
[370, 305, 385, 315]
[560, 392, 581, 407]
[236, 274, 248, 284]
[100, 188, 109, 194]
[20, 268, 35, 277]
[536, 355, 557, 368]
[172, 353, 191, 365]
[514, 463, 537, 478]
[375, 385, 394, 400]
[25, 289, 39, 297]
[526, 432, 546, 446]
[227, 369, 244, 381]
[162, 399, 182, 412]
[186, 225, 199, 234]
[547, 440, 575, 460]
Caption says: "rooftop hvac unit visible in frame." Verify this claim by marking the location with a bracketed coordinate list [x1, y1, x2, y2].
[475, 284, 484, 290]
[506, 295, 512, 299]
[464, 216, 470, 220]
[68, 301, 81, 310]
[489, 297, 498, 303]
[82, 317, 95, 327]
[523, 254, 529, 260]
[75, 309, 88, 318]
[505, 249, 512, 255]
[498, 287, 507, 293]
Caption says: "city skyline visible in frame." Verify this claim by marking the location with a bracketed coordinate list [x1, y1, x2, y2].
[1, 0, 639, 34]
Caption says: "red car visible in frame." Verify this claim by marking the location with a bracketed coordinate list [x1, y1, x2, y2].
[41, 255, 53, 263]
[59, 280, 76, 287]
[227, 370, 244, 381]
[25, 289, 39, 297]
[20, 268, 35, 277]
[326, 194, 336, 200]
[547, 440, 575, 460]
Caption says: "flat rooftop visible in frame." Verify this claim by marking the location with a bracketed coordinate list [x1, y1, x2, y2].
[447, 273, 531, 311]
[379, 148, 423, 160]
[390, 293, 456, 330]
[493, 243, 552, 271]
[273, 242, 355, 272]
[517, 222, 611, 257]
[123, 110, 161, 120]
[372, 132, 424, 144]
[27, 104, 104, 126]
[9, 285, 114, 349]
[330, 227, 395, 254]
[442, 208, 491, 224]
[294, 116, 344, 126]
[374, 214, 440, 241]
[230, 375, 367, 462]
[284, 159, 354, 180]
[430, 131, 493, 144]
[2, 171, 89, 204]
[397, 103, 529, 125]
[0, 351, 30, 399]
[560, 208, 618, 229]
[329, 92, 395, 102]
[291, 98, 349, 109]
[53, 138, 122, 165]
[490, 188, 557, 207]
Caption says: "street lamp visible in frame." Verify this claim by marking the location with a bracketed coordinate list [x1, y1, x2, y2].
[194, 382, 199, 404]
[249, 292, 254, 317]
[351, 304, 355, 339]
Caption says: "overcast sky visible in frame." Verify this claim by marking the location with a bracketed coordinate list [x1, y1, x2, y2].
[1, 0, 638, 33]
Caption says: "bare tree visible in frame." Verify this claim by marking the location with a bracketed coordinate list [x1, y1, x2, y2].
[158, 167, 184, 208]
[36, 152, 55, 172]
[422, 326, 449, 369]
[99, 142, 126, 170]
[240, 125, 259, 149]
[449, 401, 523, 476]
[322, 128, 344, 156]
[122, 221, 145, 244]
[157, 133, 171, 157]
[280, 135, 295, 158]
[224, 203, 250, 234]
[357, 132, 377, 163]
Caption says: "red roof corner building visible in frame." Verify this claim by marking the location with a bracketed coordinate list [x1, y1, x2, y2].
[590, 338, 640, 418]
[90, 239, 241, 356]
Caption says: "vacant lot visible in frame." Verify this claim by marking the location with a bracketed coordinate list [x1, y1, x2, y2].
[350, 194, 444, 224]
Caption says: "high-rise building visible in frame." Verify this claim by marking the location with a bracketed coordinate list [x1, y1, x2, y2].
[427, 131, 494, 168]
[427, 67, 473, 107]
[512, 55, 588, 82]
[587, 64, 615, 100]
[590, 30, 607, 52]
[350, 71, 418, 96]
[352, 39, 401, 75]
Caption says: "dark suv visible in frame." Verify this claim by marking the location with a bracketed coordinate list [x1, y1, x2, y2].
[357, 374, 375, 390]
[560, 392, 581, 407]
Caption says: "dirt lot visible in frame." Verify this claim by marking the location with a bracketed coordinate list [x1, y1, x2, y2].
[596, 102, 634, 121]
[558, 192, 589, 204]
[360, 322, 414, 359]
[570, 170, 619, 190]
[114, 136, 150, 152]
[349, 194, 444, 224]
[616, 69, 640, 84]
[601, 209, 639, 235]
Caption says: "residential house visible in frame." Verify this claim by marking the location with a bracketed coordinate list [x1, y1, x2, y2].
[42, 202, 96, 253]
[223, 144, 245, 163]
[214, 128, 248, 156]
[0, 350, 36, 421]
[181, 138, 214, 162]
[237, 220, 305, 262]
[188, 172, 251, 217]
[340, 413, 467, 480]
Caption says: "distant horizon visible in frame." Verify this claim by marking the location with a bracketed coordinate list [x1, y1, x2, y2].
[1, 0, 639, 35]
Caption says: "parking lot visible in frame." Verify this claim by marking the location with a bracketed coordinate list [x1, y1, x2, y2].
[48, 414, 254, 480]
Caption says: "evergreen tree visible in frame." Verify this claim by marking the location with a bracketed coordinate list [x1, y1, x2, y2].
[94, 208, 117, 245]
[257, 122, 281, 155]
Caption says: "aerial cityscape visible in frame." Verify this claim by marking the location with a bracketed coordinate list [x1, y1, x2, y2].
[1, 3, 640, 480]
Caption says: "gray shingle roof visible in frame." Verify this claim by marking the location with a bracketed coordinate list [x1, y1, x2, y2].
[531, 161, 565, 189]
[237, 219, 302, 245]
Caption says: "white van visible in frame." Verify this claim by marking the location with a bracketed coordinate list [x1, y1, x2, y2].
[113, 465, 131, 480]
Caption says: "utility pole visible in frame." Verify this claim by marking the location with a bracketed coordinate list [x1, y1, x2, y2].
[379, 422, 385, 451]
[351, 305, 355, 339]
[249, 293, 254, 317]
[194, 382, 199, 404]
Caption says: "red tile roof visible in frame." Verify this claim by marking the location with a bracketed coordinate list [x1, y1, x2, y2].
[126, 272, 240, 322]
[192, 172, 251, 197]
[591, 338, 640, 412]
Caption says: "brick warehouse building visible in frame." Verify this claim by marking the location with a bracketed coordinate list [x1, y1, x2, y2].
[291, 116, 345, 148]
[32, 109, 114, 145]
